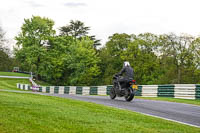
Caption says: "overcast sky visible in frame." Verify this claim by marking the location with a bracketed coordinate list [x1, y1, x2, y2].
[1, 0, 200, 47]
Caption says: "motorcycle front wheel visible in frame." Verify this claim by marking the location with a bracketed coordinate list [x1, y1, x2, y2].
[125, 87, 135, 102]
[109, 87, 116, 99]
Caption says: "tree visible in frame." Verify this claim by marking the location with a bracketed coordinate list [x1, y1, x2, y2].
[99, 33, 164, 85]
[159, 33, 196, 83]
[98, 33, 132, 85]
[60, 20, 89, 38]
[0, 26, 13, 71]
[0, 49, 12, 71]
[36, 36, 100, 86]
[39, 36, 75, 85]
[0, 26, 7, 51]
[15, 16, 55, 79]
[60, 20, 101, 48]
[121, 33, 161, 84]
[0, 26, 4, 45]
[66, 37, 100, 85]
[15, 16, 101, 86]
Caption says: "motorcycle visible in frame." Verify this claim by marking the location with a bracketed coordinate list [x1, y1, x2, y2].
[109, 75, 138, 101]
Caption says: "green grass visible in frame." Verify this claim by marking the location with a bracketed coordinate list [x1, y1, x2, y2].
[136, 96, 200, 106]
[0, 71, 51, 87]
[0, 78, 30, 90]
[0, 71, 30, 77]
[0, 71, 50, 89]
[0, 91, 199, 133]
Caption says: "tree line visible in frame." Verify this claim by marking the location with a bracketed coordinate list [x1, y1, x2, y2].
[1, 16, 200, 85]
[0, 27, 18, 71]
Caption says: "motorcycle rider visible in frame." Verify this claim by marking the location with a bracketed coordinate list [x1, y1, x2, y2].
[116, 61, 134, 90]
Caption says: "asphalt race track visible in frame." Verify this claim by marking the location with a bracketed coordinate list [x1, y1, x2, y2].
[48, 94, 200, 128]
[0, 76, 30, 79]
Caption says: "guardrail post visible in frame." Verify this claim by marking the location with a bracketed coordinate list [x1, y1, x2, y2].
[82, 87, 90, 95]
[90, 86, 98, 95]
[69, 86, 76, 95]
[158, 85, 174, 97]
[195, 85, 200, 100]
[16, 83, 18, 88]
[135, 85, 142, 96]
[76, 86, 83, 95]
[97, 86, 107, 95]
[50, 86, 54, 94]
[142, 85, 158, 97]
[25, 84, 29, 90]
[174, 84, 195, 99]
[64, 86, 69, 94]
[59, 86, 64, 94]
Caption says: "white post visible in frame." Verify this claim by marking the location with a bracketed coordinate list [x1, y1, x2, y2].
[50, 86, 54, 94]
[42, 86, 46, 93]
[142, 85, 158, 97]
[82, 87, 90, 95]
[97, 86, 107, 95]
[17, 83, 19, 89]
[69, 86, 76, 95]
[25, 84, 29, 90]
[59, 86, 64, 94]
[174, 84, 196, 99]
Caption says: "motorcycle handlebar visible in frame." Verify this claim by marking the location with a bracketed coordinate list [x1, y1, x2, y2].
[113, 74, 120, 79]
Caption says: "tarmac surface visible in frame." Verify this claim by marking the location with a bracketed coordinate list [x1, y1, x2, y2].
[49, 94, 200, 128]
[0, 76, 30, 79]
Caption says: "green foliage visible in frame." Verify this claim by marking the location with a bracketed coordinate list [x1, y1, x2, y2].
[15, 16, 56, 79]
[15, 16, 55, 47]
[98, 33, 131, 85]
[66, 38, 100, 85]
[158, 33, 199, 84]
[99, 33, 200, 85]
[38, 36, 74, 85]
[0, 49, 12, 71]
[37, 36, 100, 86]
[15, 17, 101, 86]
[0, 26, 14, 71]
[122, 33, 162, 84]
[13, 16, 200, 85]
[60, 20, 89, 38]
[60, 20, 101, 48]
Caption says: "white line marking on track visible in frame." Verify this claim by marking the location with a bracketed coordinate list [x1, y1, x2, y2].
[110, 106, 200, 128]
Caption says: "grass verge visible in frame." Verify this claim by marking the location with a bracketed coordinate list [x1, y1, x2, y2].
[0, 72, 30, 77]
[0, 91, 200, 133]
[0, 78, 30, 90]
[0, 71, 51, 87]
[135, 96, 200, 106]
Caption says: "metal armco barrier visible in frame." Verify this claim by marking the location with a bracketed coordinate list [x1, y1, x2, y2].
[17, 83, 200, 100]
[17, 84, 110, 95]
[196, 85, 200, 99]
[174, 84, 196, 99]
[158, 85, 174, 97]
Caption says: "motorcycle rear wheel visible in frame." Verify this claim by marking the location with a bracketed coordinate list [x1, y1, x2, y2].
[110, 87, 116, 99]
[125, 87, 135, 102]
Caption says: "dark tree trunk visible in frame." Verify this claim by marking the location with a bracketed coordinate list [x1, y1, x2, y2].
[36, 57, 41, 80]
